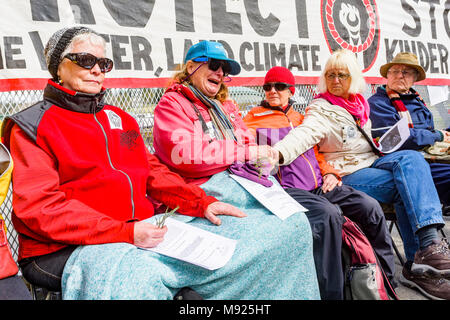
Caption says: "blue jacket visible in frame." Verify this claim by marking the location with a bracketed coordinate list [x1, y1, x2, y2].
[368, 86, 442, 150]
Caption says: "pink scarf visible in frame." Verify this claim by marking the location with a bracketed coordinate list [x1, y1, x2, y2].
[316, 91, 370, 127]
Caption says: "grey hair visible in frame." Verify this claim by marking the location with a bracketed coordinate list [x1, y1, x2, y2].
[60, 32, 106, 59]
[44, 26, 105, 80]
[317, 49, 366, 94]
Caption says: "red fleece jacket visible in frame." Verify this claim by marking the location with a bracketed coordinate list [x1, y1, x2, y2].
[4, 81, 217, 260]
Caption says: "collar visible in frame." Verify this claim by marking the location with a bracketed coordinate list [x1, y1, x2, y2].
[167, 82, 204, 107]
[382, 85, 418, 98]
[260, 99, 293, 114]
[44, 80, 106, 113]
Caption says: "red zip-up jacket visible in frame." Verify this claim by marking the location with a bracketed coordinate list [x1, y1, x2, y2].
[1, 80, 217, 260]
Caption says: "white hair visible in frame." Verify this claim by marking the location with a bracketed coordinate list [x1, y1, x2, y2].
[317, 49, 366, 94]
[61, 32, 106, 58]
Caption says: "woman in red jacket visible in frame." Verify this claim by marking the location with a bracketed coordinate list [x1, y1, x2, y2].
[1, 27, 244, 295]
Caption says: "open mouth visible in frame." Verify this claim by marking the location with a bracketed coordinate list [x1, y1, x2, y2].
[208, 78, 220, 85]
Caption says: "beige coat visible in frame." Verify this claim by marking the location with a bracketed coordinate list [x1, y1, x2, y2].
[274, 98, 379, 176]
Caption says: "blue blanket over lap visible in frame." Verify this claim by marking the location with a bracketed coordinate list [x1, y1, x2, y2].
[61, 171, 320, 300]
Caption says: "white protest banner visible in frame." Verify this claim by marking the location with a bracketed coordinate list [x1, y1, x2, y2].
[0, 0, 448, 91]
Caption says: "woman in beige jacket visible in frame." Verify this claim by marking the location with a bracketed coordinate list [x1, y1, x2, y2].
[274, 49, 449, 300]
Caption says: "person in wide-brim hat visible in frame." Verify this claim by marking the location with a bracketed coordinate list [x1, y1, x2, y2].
[380, 52, 426, 81]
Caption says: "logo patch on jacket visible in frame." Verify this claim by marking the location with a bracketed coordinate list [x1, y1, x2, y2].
[120, 130, 140, 150]
[104, 110, 123, 130]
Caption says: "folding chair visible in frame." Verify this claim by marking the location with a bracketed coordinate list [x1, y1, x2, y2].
[380, 202, 406, 266]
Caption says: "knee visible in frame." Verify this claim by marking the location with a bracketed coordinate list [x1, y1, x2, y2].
[395, 150, 427, 166]
[357, 194, 385, 221]
[307, 202, 343, 228]
[307, 203, 343, 241]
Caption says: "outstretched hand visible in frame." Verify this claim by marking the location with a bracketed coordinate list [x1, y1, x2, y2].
[133, 202, 246, 247]
[248, 145, 280, 172]
[204, 201, 247, 225]
[440, 130, 450, 143]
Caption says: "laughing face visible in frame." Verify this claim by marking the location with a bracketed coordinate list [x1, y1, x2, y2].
[57, 40, 105, 94]
[187, 60, 225, 98]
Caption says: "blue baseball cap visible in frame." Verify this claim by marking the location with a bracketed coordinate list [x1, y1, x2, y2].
[184, 41, 241, 75]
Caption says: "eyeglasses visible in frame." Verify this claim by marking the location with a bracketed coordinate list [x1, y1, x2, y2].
[206, 59, 231, 76]
[387, 69, 417, 78]
[326, 72, 350, 81]
[64, 52, 114, 73]
[262, 82, 292, 92]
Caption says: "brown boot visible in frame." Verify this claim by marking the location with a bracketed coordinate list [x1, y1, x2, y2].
[399, 266, 450, 300]
[411, 239, 450, 278]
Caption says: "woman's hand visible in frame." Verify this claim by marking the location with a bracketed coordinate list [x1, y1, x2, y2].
[133, 202, 246, 247]
[248, 145, 277, 162]
[204, 201, 247, 225]
[133, 221, 167, 248]
[439, 130, 450, 143]
[321, 174, 342, 193]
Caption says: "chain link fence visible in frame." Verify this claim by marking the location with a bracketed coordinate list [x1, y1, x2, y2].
[1, 84, 449, 261]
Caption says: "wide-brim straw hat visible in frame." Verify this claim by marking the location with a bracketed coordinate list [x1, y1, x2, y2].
[380, 52, 426, 81]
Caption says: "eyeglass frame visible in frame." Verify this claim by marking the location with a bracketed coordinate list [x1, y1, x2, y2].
[387, 68, 418, 78]
[63, 52, 114, 73]
[325, 72, 351, 81]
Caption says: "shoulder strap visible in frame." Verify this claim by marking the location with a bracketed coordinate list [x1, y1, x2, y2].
[351, 115, 384, 157]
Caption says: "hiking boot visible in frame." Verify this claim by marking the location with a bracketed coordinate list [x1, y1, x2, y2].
[411, 238, 450, 278]
[399, 266, 450, 300]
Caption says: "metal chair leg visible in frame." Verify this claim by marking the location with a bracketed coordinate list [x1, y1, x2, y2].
[389, 221, 406, 266]
[29, 283, 62, 300]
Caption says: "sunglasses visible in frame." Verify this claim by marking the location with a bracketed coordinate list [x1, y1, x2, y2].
[262, 82, 292, 92]
[64, 52, 114, 73]
[205, 59, 232, 76]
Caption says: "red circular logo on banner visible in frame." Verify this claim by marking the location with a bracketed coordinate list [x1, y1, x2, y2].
[321, 0, 380, 72]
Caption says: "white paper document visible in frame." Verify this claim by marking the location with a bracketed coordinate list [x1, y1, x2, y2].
[145, 217, 237, 270]
[229, 174, 308, 220]
[427, 85, 449, 106]
[376, 116, 410, 153]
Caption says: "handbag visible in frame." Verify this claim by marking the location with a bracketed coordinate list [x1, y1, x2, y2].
[0, 142, 17, 279]
[342, 216, 398, 300]
[0, 219, 19, 279]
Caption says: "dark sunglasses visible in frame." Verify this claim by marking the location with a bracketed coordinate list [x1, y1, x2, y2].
[262, 82, 292, 92]
[206, 59, 232, 76]
[64, 52, 114, 73]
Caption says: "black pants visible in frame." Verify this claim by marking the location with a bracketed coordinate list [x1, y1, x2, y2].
[286, 185, 395, 300]
[19, 246, 77, 292]
[429, 162, 450, 206]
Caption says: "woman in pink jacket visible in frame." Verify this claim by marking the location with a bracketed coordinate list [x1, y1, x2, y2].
[153, 41, 321, 299]
[153, 44, 268, 185]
